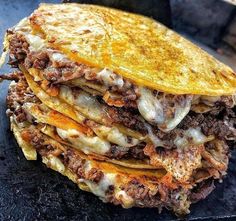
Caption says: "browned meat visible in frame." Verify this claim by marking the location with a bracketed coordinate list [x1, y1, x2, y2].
[106, 143, 146, 160]
[25, 50, 49, 70]
[65, 157, 104, 185]
[106, 106, 148, 134]
[6, 77, 148, 161]
[6, 72, 39, 124]
[8, 32, 29, 67]
[63, 148, 87, 179]
[21, 127, 55, 156]
[13, 108, 27, 123]
[129, 142, 146, 159]
[180, 109, 236, 147]
[5, 33, 140, 108]
[108, 145, 129, 159]
[6, 33, 236, 150]
[121, 179, 162, 207]
[16, 126, 216, 215]
[0, 71, 21, 81]
[217, 96, 235, 109]
[86, 168, 104, 183]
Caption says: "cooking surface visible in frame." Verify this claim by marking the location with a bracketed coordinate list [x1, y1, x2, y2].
[0, 0, 236, 220]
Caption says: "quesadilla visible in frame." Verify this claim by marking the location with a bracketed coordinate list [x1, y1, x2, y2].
[0, 3, 235, 216]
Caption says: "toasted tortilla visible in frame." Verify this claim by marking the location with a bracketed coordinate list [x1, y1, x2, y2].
[11, 121, 37, 160]
[23, 102, 92, 135]
[23, 101, 161, 170]
[29, 3, 236, 96]
[24, 101, 208, 181]
[40, 125, 161, 170]
[13, 122, 187, 210]
[22, 65, 146, 140]
[12, 122, 166, 180]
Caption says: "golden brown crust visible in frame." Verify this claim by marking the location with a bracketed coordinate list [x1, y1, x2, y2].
[29, 3, 236, 96]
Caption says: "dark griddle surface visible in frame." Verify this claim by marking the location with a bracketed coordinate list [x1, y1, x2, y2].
[0, 0, 236, 220]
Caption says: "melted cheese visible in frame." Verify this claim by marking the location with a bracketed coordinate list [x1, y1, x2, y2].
[115, 190, 134, 208]
[144, 123, 163, 147]
[59, 86, 145, 144]
[163, 98, 191, 132]
[96, 68, 124, 89]
[82, 173, 116, 199]
[25, 34, 45, 51]
[84, 161, 92, 174]
[185, 128, 208, 144]
[93, 125, 139, 148]
[138, 87, 164, 124]
[138, 87, 191, 132]
[51, 52, 66, 62]
[60, 85, 105, 123]
[56, 128, 111, 154]
[14, 17, 46, 52]
[174, 127, 212, 148]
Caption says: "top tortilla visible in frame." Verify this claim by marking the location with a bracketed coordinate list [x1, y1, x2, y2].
[29, 3, 236, 95]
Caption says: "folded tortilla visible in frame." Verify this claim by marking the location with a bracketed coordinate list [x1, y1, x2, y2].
[29, 3, 236, 95]
[0, 3, 235, 217]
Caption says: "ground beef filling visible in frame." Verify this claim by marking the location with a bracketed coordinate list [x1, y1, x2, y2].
[107, 103, 236, 149]
[8, 32, 137, 102]
[180, 108, 236, 148]
[6, 33, 236, 149]
[17, 126, 216, 214]
[5, 75, 147, 160]
[5, 72, 39, 123]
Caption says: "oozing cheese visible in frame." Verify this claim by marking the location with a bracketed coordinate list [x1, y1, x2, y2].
[60, 85, 104, 123]
[163, 98, 191, 132]
[138, 87, 164, 124]
[59, 86, 141, 147]
[51, 52, 66, 62]
[92, 125, 140, 148]
[56, 128, 111, 154]
[138, 87, 192, 132]
[96, 68, 124, 89]
[174, 127, 212, 149]
[25, 34, 45, 51]
[115, 190, 134, 208]
[144, 123, 164, 147]
[81, 173, 116, 199]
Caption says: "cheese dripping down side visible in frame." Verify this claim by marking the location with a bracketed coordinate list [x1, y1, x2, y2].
[138, 87, 192, 132]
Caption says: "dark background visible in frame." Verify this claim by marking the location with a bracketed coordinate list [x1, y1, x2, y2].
[0, 0, 236, 220]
